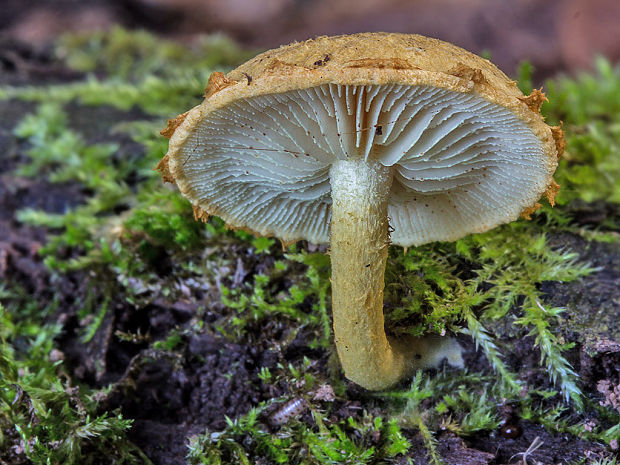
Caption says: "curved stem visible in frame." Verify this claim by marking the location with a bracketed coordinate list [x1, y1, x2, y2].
[329, 159, 407, 390]
[329, 159, 464, 390]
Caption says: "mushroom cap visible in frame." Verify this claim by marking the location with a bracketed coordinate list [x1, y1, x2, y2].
[158, 32, 562, 246]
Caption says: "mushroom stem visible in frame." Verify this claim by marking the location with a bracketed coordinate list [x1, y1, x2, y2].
[329, 159, 408, 390]
[329, 159, 464, 390]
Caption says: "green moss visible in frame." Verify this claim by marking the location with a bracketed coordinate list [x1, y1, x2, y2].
[0, 297, 146, 465]
[543, 58, 620, 204]
[218, 252, 331, 348]
[187, 406, 410, 465]
[0, 33, 255, 463]
[383, 221, 592, 405]
[124, 191, 206, 251]
[4, 74, 201, 116]
[14, 102, 126, 200]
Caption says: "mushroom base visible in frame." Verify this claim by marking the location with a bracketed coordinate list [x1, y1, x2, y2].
[329, 159, 463, 390]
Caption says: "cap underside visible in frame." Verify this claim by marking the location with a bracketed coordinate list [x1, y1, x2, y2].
[173, 83, 550, 246]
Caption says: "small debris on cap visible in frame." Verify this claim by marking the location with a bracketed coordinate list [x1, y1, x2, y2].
[204, 71, 236, 98]
[520, 202, 542, 220]
[155, 154, 174, 183]
[160, 111, 189, 139]
[545, 179, 561, 206]
[345, 57, 412, 70]
[550, 123, 566, 158]
[518, 88, 548, 113]
[448, 62, 488, 87]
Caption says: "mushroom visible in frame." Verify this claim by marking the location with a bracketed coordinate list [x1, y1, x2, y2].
[157, 33, 563, 390]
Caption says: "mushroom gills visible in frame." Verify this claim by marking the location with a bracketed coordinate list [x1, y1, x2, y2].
[179, 83, 546, 246]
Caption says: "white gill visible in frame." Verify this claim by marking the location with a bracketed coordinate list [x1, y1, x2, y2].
[178, 84, 547, 245]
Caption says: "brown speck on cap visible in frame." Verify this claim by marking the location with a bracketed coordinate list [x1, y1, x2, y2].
[518, 88, 548, 113]
[448, 62, 488, 87]
[154, 154, 174, 183]
[204, 71, 235, 98]
[160, 111, 189, 139]
[520, 202, 542, 220]
[545, 180, 561, 206]
[262, 58, 313, 76]
[550, 123, 566, 158]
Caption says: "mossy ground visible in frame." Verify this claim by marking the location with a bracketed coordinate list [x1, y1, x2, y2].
[0, 28, 619, 465]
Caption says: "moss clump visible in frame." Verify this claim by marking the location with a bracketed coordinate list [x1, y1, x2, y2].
[0, 297, 146, 465]
[218, 251, 332, 348]
[384, 221, 592, 403]
[187, 407, 410, 465]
